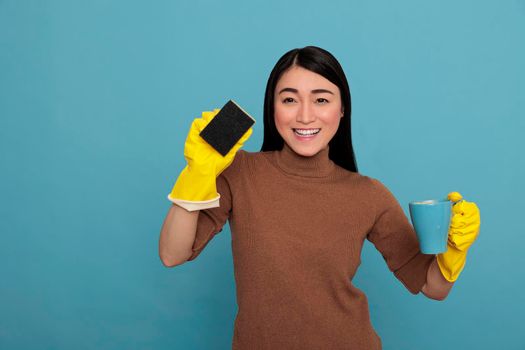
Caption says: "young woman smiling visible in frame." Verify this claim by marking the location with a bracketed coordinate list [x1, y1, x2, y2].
[159, 46, 480, 350]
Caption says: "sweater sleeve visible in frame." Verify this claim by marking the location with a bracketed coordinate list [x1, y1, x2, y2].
[366, 179, 436, 294]
[186, 151, 244, 261]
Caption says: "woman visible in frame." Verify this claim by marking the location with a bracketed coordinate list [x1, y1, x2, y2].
[159, 46, 480, 350]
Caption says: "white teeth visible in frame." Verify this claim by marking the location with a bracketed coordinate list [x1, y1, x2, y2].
[294, 128, 320, 136]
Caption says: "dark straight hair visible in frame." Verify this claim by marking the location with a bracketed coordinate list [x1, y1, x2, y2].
[260, 46, 358, 173]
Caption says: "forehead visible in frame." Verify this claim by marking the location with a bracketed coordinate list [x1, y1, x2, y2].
[276, 66, 338, 91]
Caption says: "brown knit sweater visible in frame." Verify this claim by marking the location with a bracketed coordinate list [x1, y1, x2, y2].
[187, 143, 435, 350]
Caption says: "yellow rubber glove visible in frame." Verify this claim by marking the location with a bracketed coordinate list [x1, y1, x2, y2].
[167, 109, 253, 211]
[436, 191, 481, 282]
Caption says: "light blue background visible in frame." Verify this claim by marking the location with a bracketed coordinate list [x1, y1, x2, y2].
[1, 1, 524, 349]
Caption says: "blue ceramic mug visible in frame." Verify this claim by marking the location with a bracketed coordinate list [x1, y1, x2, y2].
[409, 199, 452, 254]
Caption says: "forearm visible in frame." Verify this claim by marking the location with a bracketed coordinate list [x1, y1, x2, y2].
[421, 257, 454, 300]
[158, 204, 199, 266]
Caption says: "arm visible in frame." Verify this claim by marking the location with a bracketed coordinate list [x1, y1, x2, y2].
[366, 179, 437, 295]
[160, 109, 253, 267]
[158, 204, 199, 267]
[421, 258, 454, 301]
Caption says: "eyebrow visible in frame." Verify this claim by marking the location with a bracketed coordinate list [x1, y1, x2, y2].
[278, 87, 334, 95]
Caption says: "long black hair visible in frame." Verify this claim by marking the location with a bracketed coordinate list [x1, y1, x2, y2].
[260, 46, 358, 173]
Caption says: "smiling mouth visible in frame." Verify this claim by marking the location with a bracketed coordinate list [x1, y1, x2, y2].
[293, 128, 321, 136]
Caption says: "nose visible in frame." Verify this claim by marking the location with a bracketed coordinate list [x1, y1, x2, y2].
[296, 103, 316, 125]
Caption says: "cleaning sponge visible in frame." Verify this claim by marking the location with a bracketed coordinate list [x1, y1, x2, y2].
[199, 99, 255, 156]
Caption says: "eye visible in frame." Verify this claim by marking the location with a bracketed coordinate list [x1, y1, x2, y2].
[282, 97, 295, 104]
[316, 98, 329, 104]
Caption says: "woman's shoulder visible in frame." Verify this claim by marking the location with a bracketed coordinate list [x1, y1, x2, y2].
[354, 174, 401, 210]
[234, 148, 276, 167]
[219, 149, 270, 178]
[331, 165, 380, 185]
[334, 169, 395, 199]
[355, 173, 393, 195]
[230, 149, 268, 163]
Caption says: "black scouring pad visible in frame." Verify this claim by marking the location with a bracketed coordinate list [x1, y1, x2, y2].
[199, 100, 255, 156]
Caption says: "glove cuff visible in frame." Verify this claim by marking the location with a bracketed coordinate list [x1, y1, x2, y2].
[167, 193, 220, 211]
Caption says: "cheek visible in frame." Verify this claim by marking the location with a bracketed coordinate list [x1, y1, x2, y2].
[274, 104, 293, 128]
[319, 107, 342, 129]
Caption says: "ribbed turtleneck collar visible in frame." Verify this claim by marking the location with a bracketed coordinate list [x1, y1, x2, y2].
[273, 142, 336, 178]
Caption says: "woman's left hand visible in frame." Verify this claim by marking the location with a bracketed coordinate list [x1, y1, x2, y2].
[436, 191, 481, 282]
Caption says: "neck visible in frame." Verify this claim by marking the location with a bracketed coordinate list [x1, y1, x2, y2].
[273, 143, 335, 178]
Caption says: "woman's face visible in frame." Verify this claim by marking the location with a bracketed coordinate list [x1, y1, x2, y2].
[274, 65, 343, 157]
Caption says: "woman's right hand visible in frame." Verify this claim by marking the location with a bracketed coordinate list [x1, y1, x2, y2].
[184, 109, 253, 177]
[167, 109, 253, 211]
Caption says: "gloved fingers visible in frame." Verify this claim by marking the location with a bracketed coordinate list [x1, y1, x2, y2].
[192, 117, 208, 133]
[448, 226, 480, 250]
[184, 119, 202, 147]
[237, 127, 253, 146]
[448, 191, 463, 202]
[450, 214, 480, 236]
[450, 212, 480, 230]
[187, 109, 220, 136]
[452, 201, 481, 225]
[448, 200, 481, 251]
[452, 199, 478, 214]
[184, 117, 208, 143]
[184, 128, 208, 161]
[201, 109, 220, 124]
[188, 111, 218, 140]
[184, 118, 216, 160]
